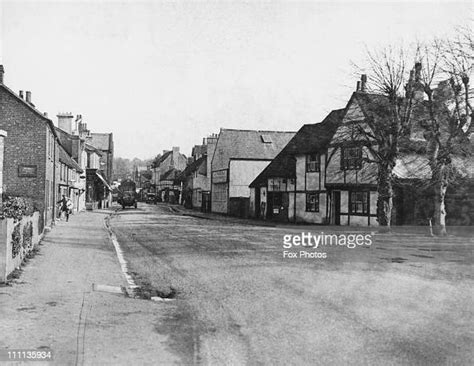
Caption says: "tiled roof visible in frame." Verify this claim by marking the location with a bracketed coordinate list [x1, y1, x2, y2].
[59, 145, 83, 172]
[155, 151, 172, 166]
[212, 129, 296, 172]
[160, 168, 182, 181]
[0, 84, 58, 139]
[393, 153, 474, 180]
[192, 144, 207, 158]
[178, 156, 207, 180]
[85, 143, 103, 156]
[250, 109, 344, 187]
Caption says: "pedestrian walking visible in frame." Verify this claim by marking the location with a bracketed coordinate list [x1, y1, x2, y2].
[57, 195, 70, 222]
[66, 197, 74, 216]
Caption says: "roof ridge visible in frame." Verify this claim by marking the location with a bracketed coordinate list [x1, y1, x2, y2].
[220, 128, 296, 133]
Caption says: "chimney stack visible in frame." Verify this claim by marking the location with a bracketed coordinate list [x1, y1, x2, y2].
[360, 74, 367, 92]
[356, 81, 361, 92]
[25, 91, 32, 104]
[414, 62, 422, 81]
[0, 65, 4, 84]
[57, 112, 74, 134]
[19, 90, 24, 99]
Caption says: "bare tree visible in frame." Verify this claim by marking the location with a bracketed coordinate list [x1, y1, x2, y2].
[349, 32, 472, 234]
[344, 46, 417, 230]
[417, 33, 473, 235]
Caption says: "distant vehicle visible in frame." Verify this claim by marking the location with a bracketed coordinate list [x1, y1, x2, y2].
[146, 193, 157, 204]
[118, 179, 137, 209]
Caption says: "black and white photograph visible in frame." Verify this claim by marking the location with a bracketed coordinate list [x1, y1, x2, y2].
[0, 1, 472, 365]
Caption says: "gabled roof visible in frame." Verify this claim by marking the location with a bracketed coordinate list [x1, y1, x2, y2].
[55, 127, 82, 158]
[250, 109, 344, 187]
[160, 168, 182, 181]
[212, 129, 296, 171]
[88, 133, 112, 151]
[0, 83, 58, 140]
[350, 92, 392, 122]
[154, 151, 172, 166]
[191, 144, 207, 158]
[177, 156, 207, 180]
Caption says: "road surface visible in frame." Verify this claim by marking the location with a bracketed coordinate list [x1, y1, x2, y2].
[109, 203, 473, 365]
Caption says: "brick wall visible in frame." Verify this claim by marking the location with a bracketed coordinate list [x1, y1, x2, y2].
[0, 86, 57, 230]
[0, 130, 6, 200]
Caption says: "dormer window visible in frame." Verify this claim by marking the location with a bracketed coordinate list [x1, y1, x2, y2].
[341, 146, 362, 170]
[261, 134, 273, 143]
[306, 154, 320, 172]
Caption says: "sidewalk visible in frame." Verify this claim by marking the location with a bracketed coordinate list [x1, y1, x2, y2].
[0, 210, 178, 365]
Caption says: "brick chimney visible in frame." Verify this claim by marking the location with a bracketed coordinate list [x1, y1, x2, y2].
[356, 80, 361, 92]
[413, 62, 424, 102]
[360, 74, 367, 93]
[25, 91, 32, 104]
[172, 146, 180, 168]
[57, 112, 74, 134]
[19, 90, 24, 99]
[0, 65, 4, 84]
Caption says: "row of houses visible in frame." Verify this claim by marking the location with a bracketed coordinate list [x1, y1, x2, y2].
[152, 70, 473, 227]
[0, 65, 114, 233]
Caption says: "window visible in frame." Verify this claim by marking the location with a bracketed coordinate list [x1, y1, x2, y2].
[350, 191, 369, 214]
[261, 134, 273, 143]
[306, 154, 320, 172]
[341, 146, 362, 170]
[268, 178, 287, 192]
[306, 193, 319, 212]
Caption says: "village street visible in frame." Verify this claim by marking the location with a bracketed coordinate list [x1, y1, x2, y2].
[109, 203, 473, 365]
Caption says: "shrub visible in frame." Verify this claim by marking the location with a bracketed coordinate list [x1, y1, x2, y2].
[0, 195, 36, 222]
[23, 222, 33, 249]
[11, 224, 21, 257]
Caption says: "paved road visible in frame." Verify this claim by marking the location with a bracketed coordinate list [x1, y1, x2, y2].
[109, 203, 473, 366]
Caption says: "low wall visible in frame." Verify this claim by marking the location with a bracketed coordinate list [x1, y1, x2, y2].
[0, 211, 40, 282]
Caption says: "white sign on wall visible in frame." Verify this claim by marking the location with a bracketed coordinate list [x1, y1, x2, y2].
[212, 169, 228, 183]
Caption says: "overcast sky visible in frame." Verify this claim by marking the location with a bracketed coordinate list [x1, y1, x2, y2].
[0, 1, 471, 159]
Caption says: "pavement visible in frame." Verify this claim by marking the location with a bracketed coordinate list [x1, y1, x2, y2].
[0, 209, 179, 366]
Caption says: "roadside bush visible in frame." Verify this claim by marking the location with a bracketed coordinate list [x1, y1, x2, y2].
[0, 195, 36, 222]
[23, 222, 33, 249]
[11, 224, 21, 257]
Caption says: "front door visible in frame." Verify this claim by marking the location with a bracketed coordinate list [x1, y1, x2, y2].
[334, 191, 341, 225]
[255, 188, 261, 218]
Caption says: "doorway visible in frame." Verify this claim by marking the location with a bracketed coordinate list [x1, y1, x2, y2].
[333, 191, 341, 225]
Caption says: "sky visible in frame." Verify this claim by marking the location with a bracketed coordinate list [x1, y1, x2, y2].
[0, 1, 472, 159]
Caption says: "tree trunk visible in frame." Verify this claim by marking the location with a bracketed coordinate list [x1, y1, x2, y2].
[377, 162, 393, 231]
[432, 162, 448, 236]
